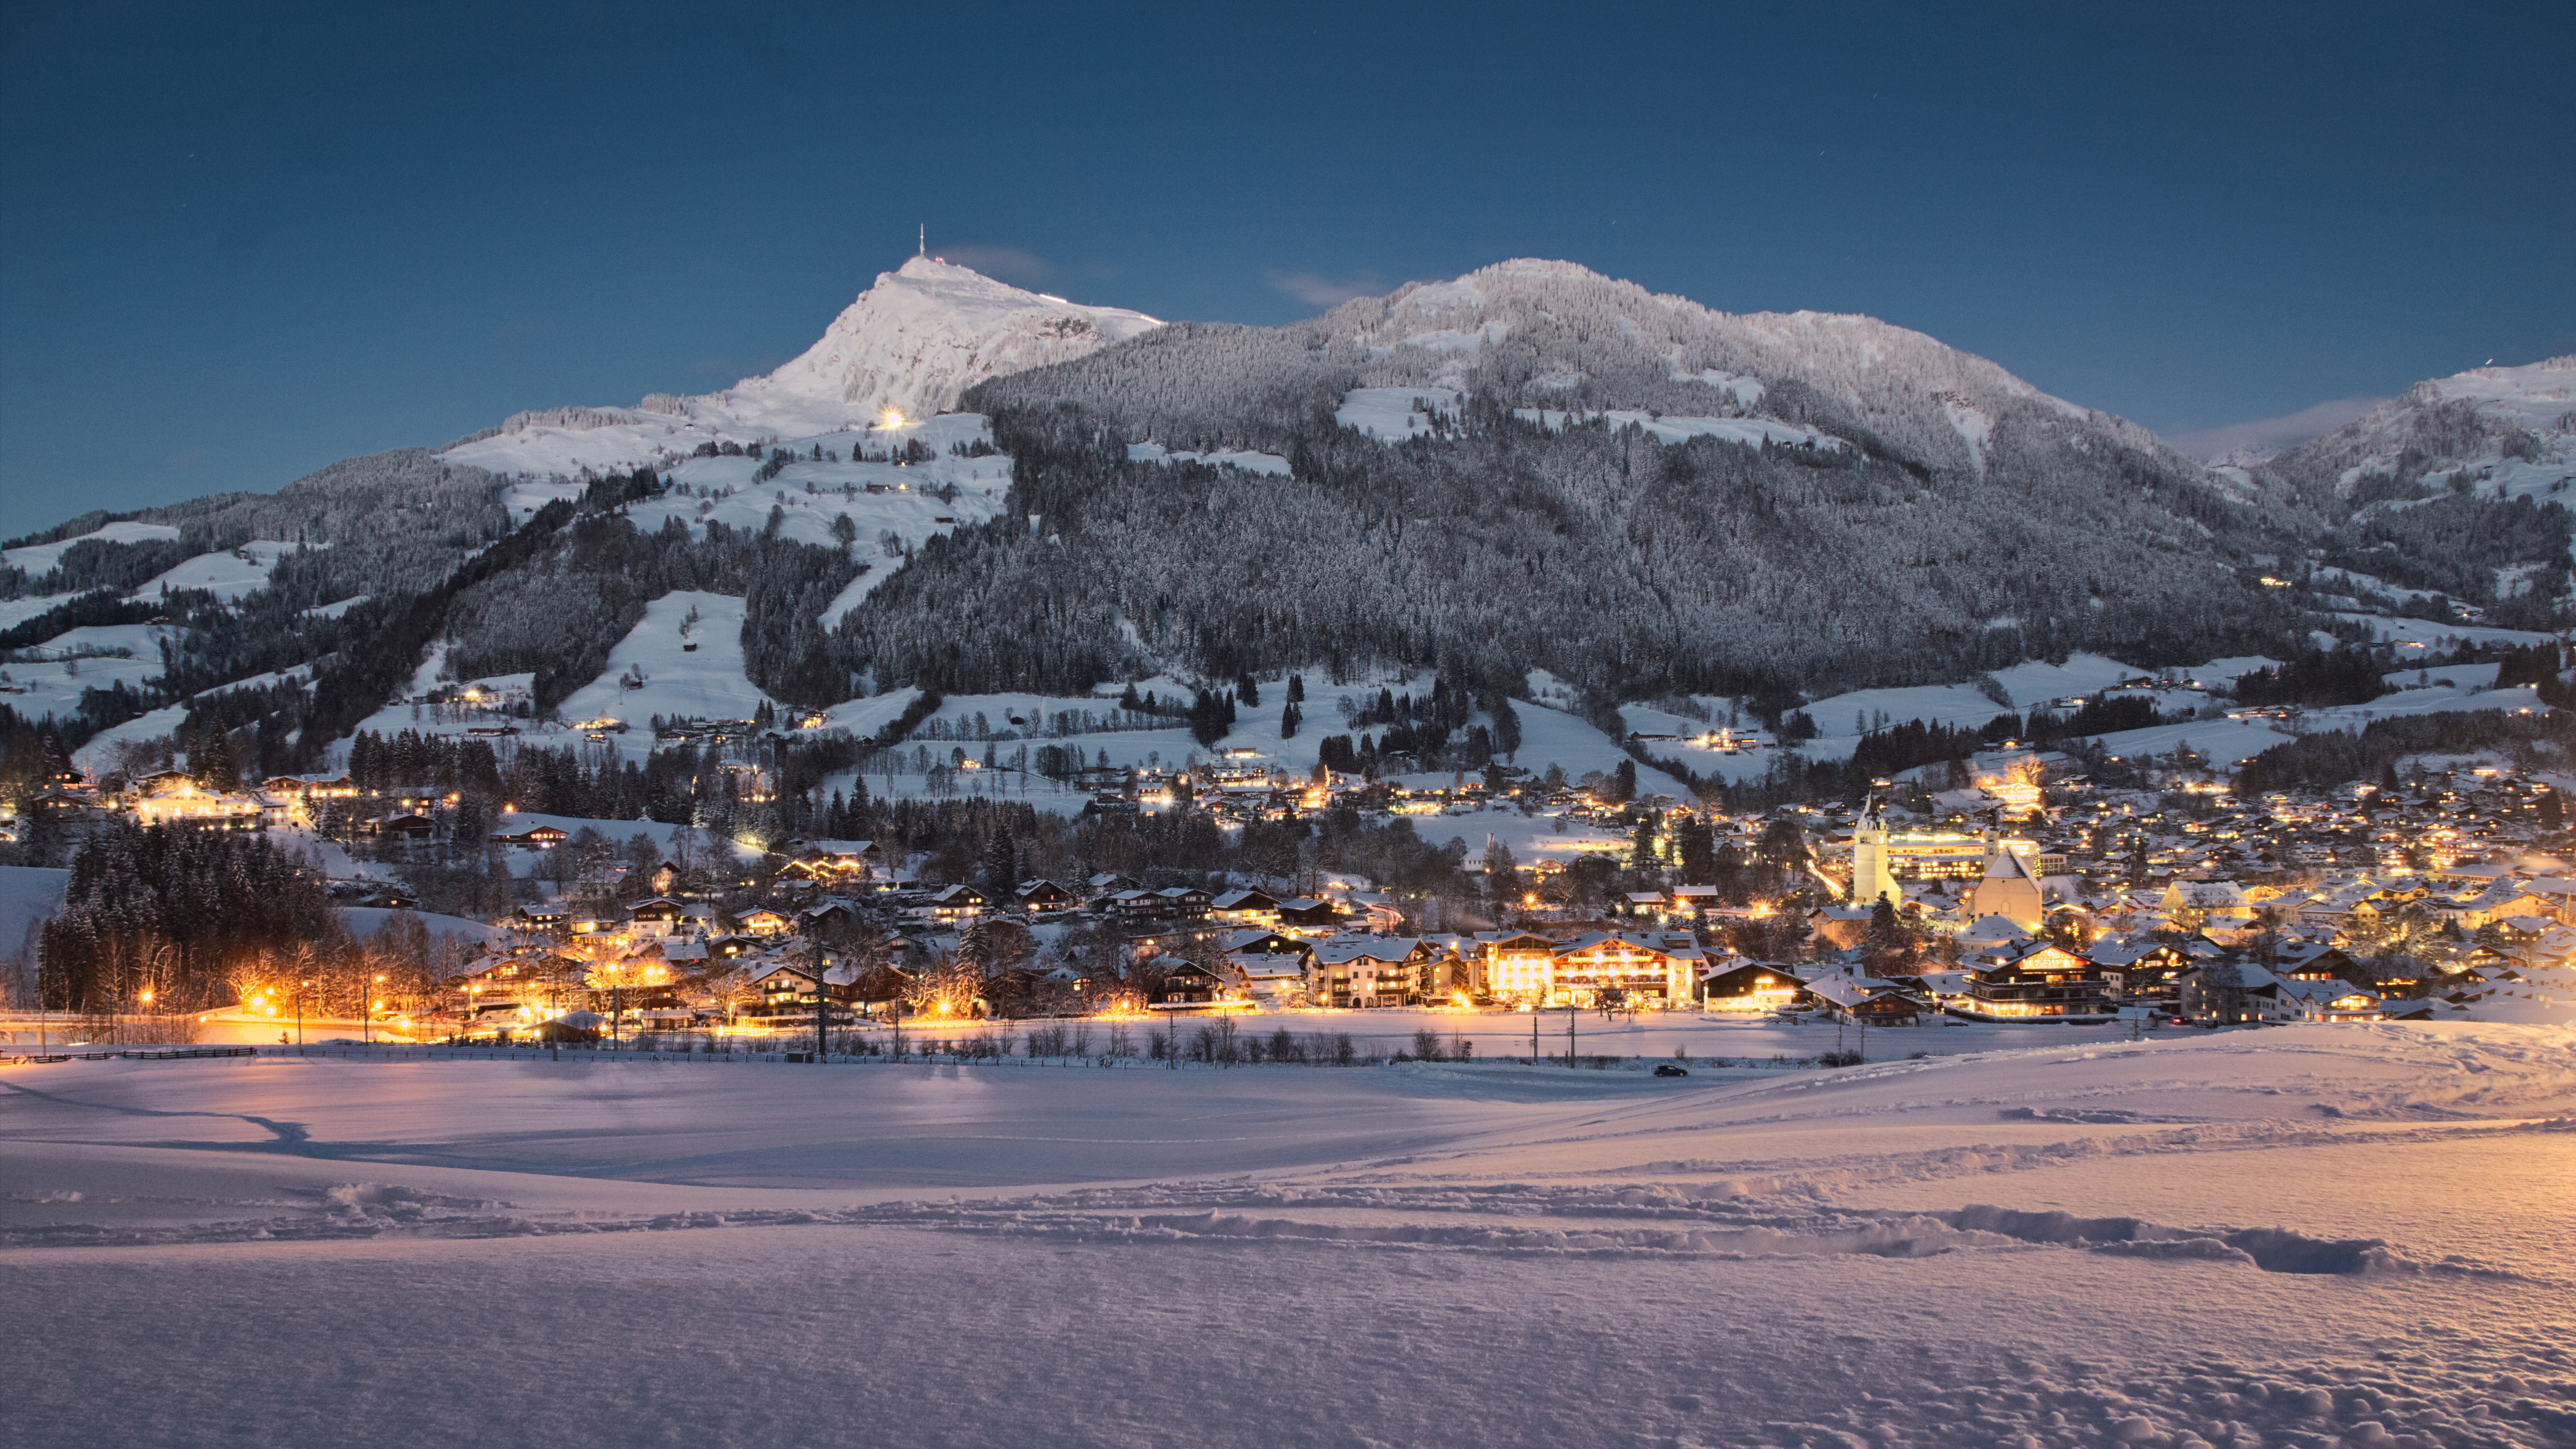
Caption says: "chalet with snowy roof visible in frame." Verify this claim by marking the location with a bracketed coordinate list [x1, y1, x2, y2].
[262, 773, 357, 798]
[2267, 940, 2360, 984]
[2275, 977, 2384, 1023]
[1220, 928, 1314, 1004]
[491, 824, 568, 848]
[625, 897, 688, 937]
[513, 905, 569, 931]
[1699, 958, 1804, 1013]
[923, 884, 986, 923]
[811, 839, 883, 869]
[1149, 956, 1228, 1009]
[1956, 940, 2115, 1022]
[1803, 972, 1928, 1026]
[743, 959, 850, 1018]
[735, 906, 792, 936]
[1310, 936, 1426, 1009]
[1211, 887, 1282, 925]
[1091, 887, 1156, 920]
[1275, 896, 1343, 931]
[1014, 879, 1077, 915]
[2085, 938, 2190, 1001]
[2177, 961, 2286, 1026]
[366, 811, 435, 842]
[2436, 881, 2546, 930]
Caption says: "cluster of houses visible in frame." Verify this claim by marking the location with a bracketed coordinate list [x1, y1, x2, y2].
[364, 744, 2572, 1041]
[1711, 767, 2574, 1028]
[10, 766, 381, 838]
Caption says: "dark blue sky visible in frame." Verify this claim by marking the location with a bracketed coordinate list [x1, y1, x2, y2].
[4, 1, 2570, 540]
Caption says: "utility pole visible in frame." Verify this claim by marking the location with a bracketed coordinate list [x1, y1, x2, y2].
[812, 941, 829, 1064]
[1567, 1000, 1578, 1068]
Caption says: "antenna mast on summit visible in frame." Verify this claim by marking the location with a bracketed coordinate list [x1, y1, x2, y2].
[918, 225, 925, 258]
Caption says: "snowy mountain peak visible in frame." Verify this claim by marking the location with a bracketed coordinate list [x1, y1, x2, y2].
[706, 258, 1162, 435]
[438, 258, 1159, 477]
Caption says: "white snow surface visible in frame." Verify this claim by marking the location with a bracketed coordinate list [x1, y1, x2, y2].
[0, 593, 76, 631]
[0, 521, 180, 576]
[335, 906, 506, 947]
[2332, 612, 2560, 650]
[2, 1023, 2569, 1448]
[128, 540, 310, 603]
[1337, 386, 1460, 440]
[552, 592, 780, 755]
[439, 258, 1158, 478]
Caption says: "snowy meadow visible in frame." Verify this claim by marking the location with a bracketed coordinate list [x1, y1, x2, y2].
[3, 1023, 2571, 1448]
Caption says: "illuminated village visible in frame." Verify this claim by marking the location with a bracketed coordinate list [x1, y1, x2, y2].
[11, 682, 2566, 1056]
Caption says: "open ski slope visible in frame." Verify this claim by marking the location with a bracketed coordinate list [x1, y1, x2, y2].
[2, 1023, 2569, 1449]
[552, 592, 780, 750]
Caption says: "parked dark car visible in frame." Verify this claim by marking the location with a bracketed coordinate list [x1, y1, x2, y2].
[1654, 1063, 1689, 1078]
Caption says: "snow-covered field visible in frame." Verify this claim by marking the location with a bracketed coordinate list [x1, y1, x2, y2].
[0, 520, 180, 575]
[2331, 612, 2559, 650]
[3, 1024, 2568, 1448]
[129, 541, 308, 603]
[552, 591, 778, 752]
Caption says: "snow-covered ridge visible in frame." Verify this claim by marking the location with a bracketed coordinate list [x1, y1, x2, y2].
[1315, 258, 2172, 483]
[439, 257, 1161, 478]
[2261, 355, 2576, 505]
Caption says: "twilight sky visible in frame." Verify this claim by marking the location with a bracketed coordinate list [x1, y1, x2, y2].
[2, 0, 2570, 539]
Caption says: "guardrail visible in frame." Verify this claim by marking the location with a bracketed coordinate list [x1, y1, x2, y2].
[5, 1046, 260, 1063]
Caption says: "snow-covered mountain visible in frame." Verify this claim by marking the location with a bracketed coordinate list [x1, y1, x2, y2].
[2253, 355, 2576, 510]
[439, 258, 1160, 478]
[1300, 259, 2221, 496]
[7, 254, 2563, 786]
[931, 260, 2278, 699]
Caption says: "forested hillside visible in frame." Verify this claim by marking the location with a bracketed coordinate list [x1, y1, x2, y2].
[842, 261, 2300, 707]
[3, 262, 2557, 782]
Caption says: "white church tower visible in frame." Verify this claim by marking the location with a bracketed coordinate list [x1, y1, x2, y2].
[1851, 797, 1900, 910]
